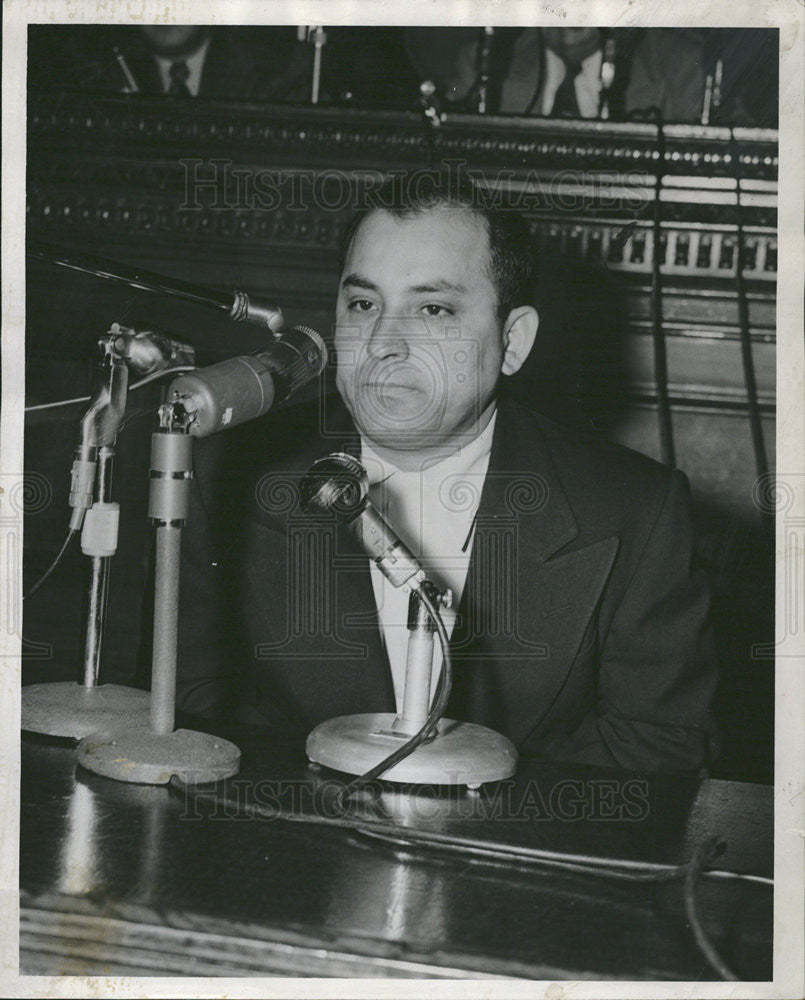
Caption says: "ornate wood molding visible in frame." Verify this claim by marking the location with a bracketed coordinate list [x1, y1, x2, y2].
[27, 93, 779, 294]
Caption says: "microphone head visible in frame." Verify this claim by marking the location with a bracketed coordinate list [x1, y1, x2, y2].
[166, 324, 327, 437]
[300, 453, 368, 522]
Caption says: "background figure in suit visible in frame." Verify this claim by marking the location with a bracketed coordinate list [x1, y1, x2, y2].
[498, 27, 604, 116]
[403, 27, 628, 118]
[625, 28, 778, 125]
[28, 24, 312, 102]
[168, 170, 720, 773]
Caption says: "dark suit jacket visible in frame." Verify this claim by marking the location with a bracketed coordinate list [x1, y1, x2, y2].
[172, 391, 719, 773]
[30, 26, 311, 103]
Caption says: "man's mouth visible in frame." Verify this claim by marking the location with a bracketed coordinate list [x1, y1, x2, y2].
[362, 380, 419, 393]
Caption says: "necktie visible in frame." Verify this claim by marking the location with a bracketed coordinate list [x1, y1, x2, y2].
[168, 60, 191, 97]
[551, 59, 581, 117]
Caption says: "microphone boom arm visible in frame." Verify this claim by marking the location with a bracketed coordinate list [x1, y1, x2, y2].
[27, 240, 284, 330]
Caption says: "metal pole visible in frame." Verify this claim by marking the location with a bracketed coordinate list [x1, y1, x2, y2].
[150, 524, 182, 735]
[310, 26, 326, 105]
[650, 116, 676, 468]
[147, 423, 193, 736]
[81, 446, 114, 687]
[730, 133, 769, 484]
[395, 581, 443, 736]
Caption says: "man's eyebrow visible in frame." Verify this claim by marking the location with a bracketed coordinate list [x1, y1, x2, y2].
[409, 280, 467, 295]
[341, 273, 378, 291]
[340, 275, 468, 295]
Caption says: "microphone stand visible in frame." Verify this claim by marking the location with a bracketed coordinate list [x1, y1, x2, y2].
[393, 581, 448, 737]
[306, 578, 517, 789]
[300, 25, 328, 105]
[301, 452, 517, 789]
[77, 400, 240, 784]
[22, 330, 154, 738]
[27, 241, 284, 331]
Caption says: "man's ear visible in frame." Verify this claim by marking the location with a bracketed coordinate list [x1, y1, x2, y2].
[501, 306, 539, 376]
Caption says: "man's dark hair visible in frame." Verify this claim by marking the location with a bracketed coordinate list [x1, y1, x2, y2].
[340, 168, 537, 321]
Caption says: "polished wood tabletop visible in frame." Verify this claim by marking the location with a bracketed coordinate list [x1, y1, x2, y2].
[20, 726, 772, 980]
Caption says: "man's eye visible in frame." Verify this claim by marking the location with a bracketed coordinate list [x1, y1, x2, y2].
[421, 304, 454, 317]
[347, 299, 377, 313]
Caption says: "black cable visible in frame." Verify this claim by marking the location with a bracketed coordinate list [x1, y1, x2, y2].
[684, 838, 739, 980]
[171, 770, 749, 981]
[354, 827, 729, 881]
[649, 111, 676, 468]
[23, 529, 78, 600]
[729, 128, 771, 536]
[365, 828, 739, 979]
[24, 393, 92, 414]
[175, 774, 757, 895]
[333, 581, 452, 812]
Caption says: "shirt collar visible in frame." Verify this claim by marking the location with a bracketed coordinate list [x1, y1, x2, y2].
[360, 409, 498, 488]
[154, 36, 211, 96]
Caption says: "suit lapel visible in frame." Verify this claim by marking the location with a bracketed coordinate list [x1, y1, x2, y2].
[246, 399, 394, 725]
[253, 395, 618, 741]
[456, 394, 580, 639]
[447, 398, 618, 740]
[124, 48, 163, 94]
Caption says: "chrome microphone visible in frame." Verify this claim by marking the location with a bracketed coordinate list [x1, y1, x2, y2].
[300, 452, 424, 590]
[167, 326, 327, 437]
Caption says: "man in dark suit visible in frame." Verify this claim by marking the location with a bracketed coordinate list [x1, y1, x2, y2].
[28, 24, 311, 102]
[173, 170, 719, 773]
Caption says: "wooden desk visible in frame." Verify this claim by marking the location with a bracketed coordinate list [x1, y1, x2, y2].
[20, 728, 772, 980]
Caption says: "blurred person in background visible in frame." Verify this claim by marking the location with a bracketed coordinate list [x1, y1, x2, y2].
[28, 24, 312, 102]
[404, 26, 633, 118]
[625, 28, 778, 125]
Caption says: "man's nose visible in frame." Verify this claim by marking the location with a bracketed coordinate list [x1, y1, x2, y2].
[365, 314, 412, 361]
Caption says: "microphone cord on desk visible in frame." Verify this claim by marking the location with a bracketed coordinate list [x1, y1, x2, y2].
[167, 579, 743, 982]
[172, 771, 748, 981]
[170, 577, 749, 980]
[684, 840, 739, 981]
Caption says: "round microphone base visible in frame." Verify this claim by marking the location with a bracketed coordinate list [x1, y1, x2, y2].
[21, 682, 151, 739]
[76, 726, 241, 785]
[306, 713, 518, 787]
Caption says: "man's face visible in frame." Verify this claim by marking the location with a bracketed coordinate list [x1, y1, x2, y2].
[335, 206, 506, 455]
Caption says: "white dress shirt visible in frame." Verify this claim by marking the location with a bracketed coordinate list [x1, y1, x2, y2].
[360, 411, 497, 712]
[539, 46, 603, 118]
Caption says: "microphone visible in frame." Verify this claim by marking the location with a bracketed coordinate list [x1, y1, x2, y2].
[300, 453, 424, 590]
[167, 326, 327, 437]
[300, 452, 519, 789]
